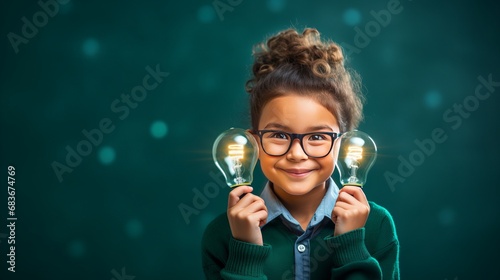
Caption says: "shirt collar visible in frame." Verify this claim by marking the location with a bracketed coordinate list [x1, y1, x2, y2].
[260, 177, 340, 228]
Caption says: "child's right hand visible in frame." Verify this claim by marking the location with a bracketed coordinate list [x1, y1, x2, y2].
[227, 186, 268, 246]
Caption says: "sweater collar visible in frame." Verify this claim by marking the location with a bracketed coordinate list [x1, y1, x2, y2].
[260, 177, 340, 229]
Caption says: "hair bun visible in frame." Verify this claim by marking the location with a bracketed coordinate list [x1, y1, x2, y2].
[252, 28, 344, 80]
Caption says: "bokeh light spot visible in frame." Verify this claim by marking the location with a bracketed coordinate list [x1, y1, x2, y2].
[197, 5, 216, 23]
[126, 219, 144, 238]
[98, 146, 116, 165]
[150, 120, 168, 139]
[68, 240, 85, 258]
[59, 1, 73, 14]
[199, 72, 218, 93]
[82, 38, 100, 57]
[438, 208, 456, 226]
[343, 8, 362, 26]
[267, 0, 286, 13]
[424, 90, 443, 109]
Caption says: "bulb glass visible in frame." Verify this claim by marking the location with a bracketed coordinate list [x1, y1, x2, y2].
[336, 130, 377, 187]
[213, 128, 259, 188]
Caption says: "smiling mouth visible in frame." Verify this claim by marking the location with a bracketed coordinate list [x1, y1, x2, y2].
[281, 169, 314, 178]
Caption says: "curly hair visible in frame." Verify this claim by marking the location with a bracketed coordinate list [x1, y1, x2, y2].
[246, 28, 364, 133]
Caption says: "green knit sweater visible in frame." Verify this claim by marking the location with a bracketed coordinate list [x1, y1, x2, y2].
[202, 201, 399, 279]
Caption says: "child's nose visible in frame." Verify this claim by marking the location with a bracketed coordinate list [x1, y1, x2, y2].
[286, 139, 308, 161]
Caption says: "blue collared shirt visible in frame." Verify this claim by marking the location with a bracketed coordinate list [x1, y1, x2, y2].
[260, 178, 340, 280]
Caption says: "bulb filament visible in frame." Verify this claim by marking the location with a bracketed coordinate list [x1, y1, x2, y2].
[347, 146, 363, 161]
[228, 144, 244, 159]
[228, 144, 245, 184]
[346, 146, 363, 184]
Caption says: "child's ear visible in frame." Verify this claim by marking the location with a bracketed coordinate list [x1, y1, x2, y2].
[331, 137, 341, 161]
[246, 129, 258, 141]
[246, 129, 261, 156]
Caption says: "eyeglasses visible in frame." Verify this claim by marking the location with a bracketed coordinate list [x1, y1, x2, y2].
[256, 130, 340, 158]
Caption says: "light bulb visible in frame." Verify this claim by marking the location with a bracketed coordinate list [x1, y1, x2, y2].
[212, 128, 259, 188]
[336, 130, 377, 187]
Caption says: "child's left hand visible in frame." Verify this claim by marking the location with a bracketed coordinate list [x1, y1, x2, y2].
[331, 186, 370, 236]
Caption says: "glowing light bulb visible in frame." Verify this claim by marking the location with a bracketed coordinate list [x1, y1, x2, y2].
[212, 128, 259, 188]
[336, 130, 377, 187]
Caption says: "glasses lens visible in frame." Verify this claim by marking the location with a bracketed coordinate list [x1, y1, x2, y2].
[261, 131, 290, 156]
[302, 133, 333, 157]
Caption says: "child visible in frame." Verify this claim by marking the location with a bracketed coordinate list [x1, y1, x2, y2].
[202, 28, 399, 279]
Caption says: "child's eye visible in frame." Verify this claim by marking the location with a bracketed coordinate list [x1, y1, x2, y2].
[269, 132, 289, 139]
[308, 133, 328, 141]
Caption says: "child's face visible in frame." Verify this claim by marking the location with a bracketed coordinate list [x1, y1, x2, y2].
[255, 94, 340, 197]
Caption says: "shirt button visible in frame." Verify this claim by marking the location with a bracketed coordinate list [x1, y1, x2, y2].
[297, 244, 306, 253]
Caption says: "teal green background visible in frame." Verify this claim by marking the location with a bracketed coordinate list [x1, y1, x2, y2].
[1, 0, 499, 279]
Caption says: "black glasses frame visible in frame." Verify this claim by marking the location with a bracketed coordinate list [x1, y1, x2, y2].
[256, 130, 341, 158]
